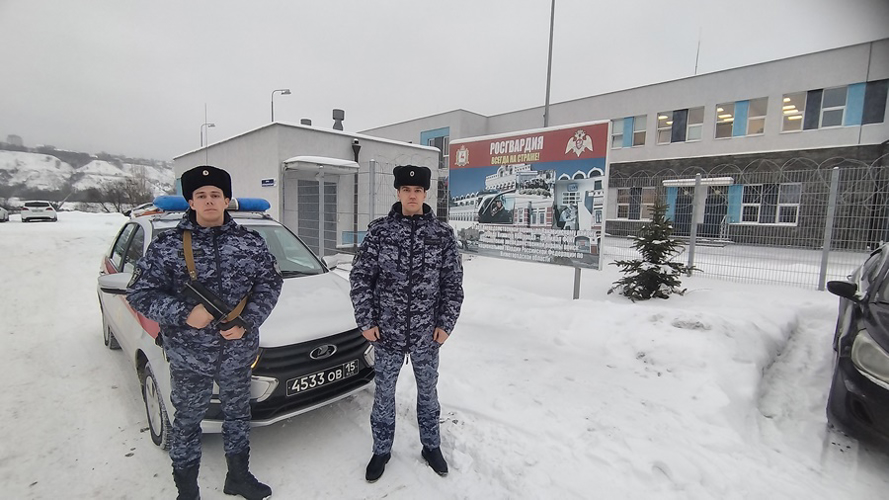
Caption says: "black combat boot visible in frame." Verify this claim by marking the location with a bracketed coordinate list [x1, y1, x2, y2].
[365, 452, 391, 482]
[421, 446, 448, 476]
[172, 461, 200, 500]
[223, 450, 272, 500]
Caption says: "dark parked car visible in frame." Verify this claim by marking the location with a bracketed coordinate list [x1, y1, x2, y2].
[826, 245, 889, 449]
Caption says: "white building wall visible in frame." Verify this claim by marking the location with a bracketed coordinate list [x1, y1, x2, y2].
[175, 126, 282, 214]
[360, 109, 489, 144]
[361, 39, 889, 163]
[174, 123, 439, 241]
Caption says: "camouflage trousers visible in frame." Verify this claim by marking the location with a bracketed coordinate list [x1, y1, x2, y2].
[164, 331, 258, 470]
[371, 346, 441, 455]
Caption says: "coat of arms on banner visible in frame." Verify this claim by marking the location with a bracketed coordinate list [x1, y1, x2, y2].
[455, 145, 470, 166]
[565, 130, 594, 157]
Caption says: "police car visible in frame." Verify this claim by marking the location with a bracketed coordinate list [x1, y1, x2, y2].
[97, 196, 374, 449]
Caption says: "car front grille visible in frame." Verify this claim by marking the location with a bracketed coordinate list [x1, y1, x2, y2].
[254, 328, 369, 371]
[205, 328, 374, 422]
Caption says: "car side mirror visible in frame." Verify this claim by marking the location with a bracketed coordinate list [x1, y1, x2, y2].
[827, 280, 859, 301]
[98, 273, 132, 295]
[322, 255, 338, 270]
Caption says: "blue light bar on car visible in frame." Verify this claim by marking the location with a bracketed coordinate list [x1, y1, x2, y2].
[153, 195, 189, 211]
[229, 198, 271, 211]
[152, 195, 270, 212]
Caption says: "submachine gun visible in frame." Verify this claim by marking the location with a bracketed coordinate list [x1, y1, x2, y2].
[181, 230, 248, 331]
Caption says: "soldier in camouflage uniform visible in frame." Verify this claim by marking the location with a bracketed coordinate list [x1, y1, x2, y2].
[127, 165, 282, 500]
[350, 164, 464, 482]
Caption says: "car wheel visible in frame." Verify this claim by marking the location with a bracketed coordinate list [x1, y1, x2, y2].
[101, 305, 121, 350]
[825, 353, 845, 425]
[141, 363, 171, 450]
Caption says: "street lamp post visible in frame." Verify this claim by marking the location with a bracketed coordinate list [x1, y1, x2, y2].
[200, 122, 215, 147]
[271, 89, 291, 122]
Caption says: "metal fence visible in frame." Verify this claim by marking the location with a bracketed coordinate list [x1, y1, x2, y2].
[286, 162, 446, 262]
[603, 153, 889, 289]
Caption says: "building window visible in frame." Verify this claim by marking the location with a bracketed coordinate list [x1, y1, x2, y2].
[616, 187, 656, 220]
[782, 92, 806, 131]
[632, 115, 647, 146]
[741, 184, 762, 222]
[747, 97, 767, 135]
[612, 115, 646, 148]
[657, 108, 702, 144]
[715, 102, 736, 139]
[594, 180, 603, 190]
[617, 188, 631, 217]
[656, 112, 672, 144]
[686, 107, 703, 141]
[740, 183, 801, 225]
[862, 79, 888, 125]
[611, 119, 624, 149]
[640, 187, 657, 219]
[777, 183, 801, 224]
[820, 87, 847, 128]
[426, 135, 449, 169]
[562, 192, 579, 206]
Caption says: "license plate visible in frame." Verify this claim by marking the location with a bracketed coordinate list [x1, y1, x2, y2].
[286, 359, 359, 396]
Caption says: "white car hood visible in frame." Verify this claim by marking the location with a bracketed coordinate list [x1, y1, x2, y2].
[258, 272, 358, 348]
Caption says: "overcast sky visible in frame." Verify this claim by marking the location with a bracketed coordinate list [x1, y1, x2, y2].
[1, 0, 888, 161]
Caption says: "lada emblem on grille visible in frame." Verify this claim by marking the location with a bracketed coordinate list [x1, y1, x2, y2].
[309, 344, 337, 360]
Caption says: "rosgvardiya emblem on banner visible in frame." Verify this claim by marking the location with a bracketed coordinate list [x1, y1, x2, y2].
[455, 145, 470, 167]
[565, 129, 594, 157]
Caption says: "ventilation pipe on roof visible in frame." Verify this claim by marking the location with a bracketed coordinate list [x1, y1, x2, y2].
[332, 109, 345, 131]
[352, 138, 361, 252]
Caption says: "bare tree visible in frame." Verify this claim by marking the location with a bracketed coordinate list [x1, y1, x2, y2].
[98, 175, 154, 213]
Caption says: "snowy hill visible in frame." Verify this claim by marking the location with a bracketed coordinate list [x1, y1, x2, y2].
[0, 149, 173, 199]
[0, 150, 74, 191]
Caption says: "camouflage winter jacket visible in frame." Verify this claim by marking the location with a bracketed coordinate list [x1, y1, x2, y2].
[127, 211, 283, 349]
[350, 202, 464, 353]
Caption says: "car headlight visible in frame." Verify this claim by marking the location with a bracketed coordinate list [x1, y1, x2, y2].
[851, 330, 889, 389]
[363, 344, 375, 367]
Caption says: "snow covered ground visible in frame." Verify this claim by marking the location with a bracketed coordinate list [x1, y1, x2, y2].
[1, 212, 888, 499]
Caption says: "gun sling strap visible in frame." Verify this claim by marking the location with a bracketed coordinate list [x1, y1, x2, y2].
[183, 230, 248, 324]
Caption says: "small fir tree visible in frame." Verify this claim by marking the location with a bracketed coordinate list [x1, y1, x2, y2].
[609, 199, 692, 301]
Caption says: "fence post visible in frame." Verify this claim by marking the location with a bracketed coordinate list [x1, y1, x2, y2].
[818, 167, 841, 291]
[318, 172, 325, 257]
[687, 174, 701, 276]
[369, 159, 376, 221]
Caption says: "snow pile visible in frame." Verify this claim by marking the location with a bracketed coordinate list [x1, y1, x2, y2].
[0, 213, 887, 499]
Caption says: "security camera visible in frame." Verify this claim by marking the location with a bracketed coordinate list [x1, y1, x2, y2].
[352, 138, 360, 145]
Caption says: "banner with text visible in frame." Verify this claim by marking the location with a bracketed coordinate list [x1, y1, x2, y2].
[448, 121, 609, 269]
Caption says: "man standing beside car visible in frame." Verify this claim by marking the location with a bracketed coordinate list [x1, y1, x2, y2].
[127, 165, 282, 500]
[350, 164, 465, 482]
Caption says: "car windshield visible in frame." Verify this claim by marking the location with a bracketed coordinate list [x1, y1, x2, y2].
[155, 222, 325, 277]
[25, 202, 50, 207]
[247, 224, 325, 277]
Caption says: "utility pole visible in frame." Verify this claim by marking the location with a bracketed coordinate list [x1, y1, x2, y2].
[543, 0, 556, 127]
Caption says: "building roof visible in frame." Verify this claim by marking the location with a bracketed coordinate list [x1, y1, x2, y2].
[174, 121, 438, 160]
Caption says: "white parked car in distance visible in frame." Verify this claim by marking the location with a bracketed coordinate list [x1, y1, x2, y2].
[20, 200, 58, 222]
[0, 206, 8, 222]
